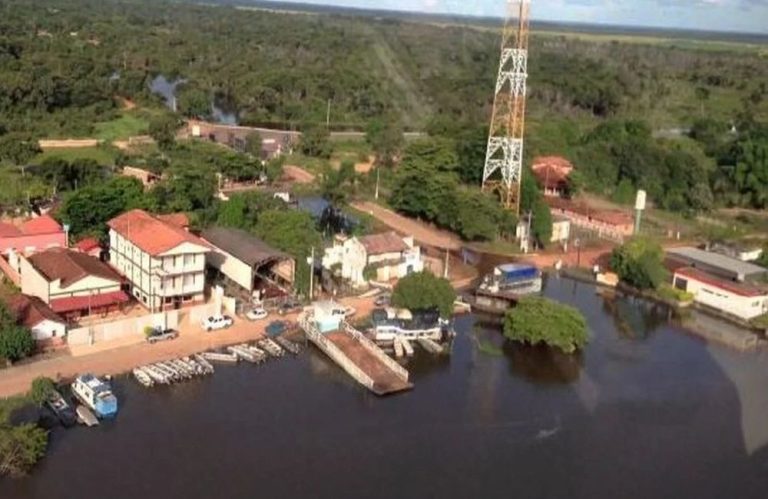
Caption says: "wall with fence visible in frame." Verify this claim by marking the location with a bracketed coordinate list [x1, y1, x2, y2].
[68, 310, 179, 346]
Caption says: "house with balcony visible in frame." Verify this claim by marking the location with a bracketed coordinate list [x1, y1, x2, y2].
[107, 210, 210, 310]
[322, 232, 423, 288]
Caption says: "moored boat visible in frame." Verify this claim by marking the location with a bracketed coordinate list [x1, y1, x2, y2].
[45, 389, 77, 427]
[71, 374, 118, 418]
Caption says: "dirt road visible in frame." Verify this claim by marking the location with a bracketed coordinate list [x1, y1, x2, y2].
[351, 201, 462, 251]
[283, 164, 316, 184]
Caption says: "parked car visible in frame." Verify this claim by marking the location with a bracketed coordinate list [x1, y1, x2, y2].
[278, 300, 302, 316]
[265, 320, 288, 337]
[201, 315, 233, 332]
[374, 294, 390, 307]
[245, 307, 268, 321]
[146, 327, 179, 344]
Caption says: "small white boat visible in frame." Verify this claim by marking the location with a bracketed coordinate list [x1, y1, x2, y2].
[76, 405, 99, 427]
[132, 368, 153, 387]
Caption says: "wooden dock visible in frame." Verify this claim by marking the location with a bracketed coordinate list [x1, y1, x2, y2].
[300, 314, 412, 396]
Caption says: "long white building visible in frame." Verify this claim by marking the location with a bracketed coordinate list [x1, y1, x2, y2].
[673, 267, 768, 321]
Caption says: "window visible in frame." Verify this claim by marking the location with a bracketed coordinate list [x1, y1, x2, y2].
[184, 254, 193, 266]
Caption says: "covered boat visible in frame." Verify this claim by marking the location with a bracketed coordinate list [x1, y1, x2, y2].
[71, 374, 118, 418]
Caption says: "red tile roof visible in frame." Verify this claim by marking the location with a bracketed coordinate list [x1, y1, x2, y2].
[0, 215, 63, 238]
[7, 294, 65, 328]
[20, 215, 63, 235]
[50, 290, 130, 314]
[157, 213, 190, 228]
[675, 267, 767, 298]
[532, 156, 574, 172]
[359, 232, 409, 255]
[74, 238, 100, 253]
[108, 210, 207, 256]
[27, 248, 121, 288]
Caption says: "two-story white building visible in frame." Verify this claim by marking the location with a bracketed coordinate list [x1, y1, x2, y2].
[322, 232, 423, 288]
[107, 210, 210, 311]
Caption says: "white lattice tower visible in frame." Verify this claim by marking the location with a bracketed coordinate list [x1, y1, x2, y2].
[482, 0, 531, 215]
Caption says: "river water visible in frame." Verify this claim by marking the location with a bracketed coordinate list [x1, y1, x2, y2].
[3, 277, 768, 498]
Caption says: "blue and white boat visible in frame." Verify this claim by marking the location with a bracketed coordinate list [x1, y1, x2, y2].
[71, 374, 118, 418]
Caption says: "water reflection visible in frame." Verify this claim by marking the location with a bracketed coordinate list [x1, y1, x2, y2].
[504, 343, 583, 384]
[4, 278, 768, 498]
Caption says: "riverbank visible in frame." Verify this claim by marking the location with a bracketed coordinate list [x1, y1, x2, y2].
[0, 295, 376, 398]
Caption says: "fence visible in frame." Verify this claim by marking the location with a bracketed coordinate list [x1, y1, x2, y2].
[299, 314, 375, 390]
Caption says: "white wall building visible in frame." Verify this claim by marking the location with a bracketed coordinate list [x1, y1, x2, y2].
[9, 294, 67, 341]
[108, 210, 210, 310]
[322, 232, 423, 288]
[673, 267, 768, 320]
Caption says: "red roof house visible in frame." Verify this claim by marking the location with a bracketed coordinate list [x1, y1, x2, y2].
[20, 248, 128, 317]
[0, 215, 67, 254]
[532, 156, 574, 197]
[74, 237, 101, 257]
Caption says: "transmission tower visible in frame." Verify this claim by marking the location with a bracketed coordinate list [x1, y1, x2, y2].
[482, 0, 531, 216]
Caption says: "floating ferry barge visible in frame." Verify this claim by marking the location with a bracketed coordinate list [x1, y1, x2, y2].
[471, 263, 542, 314]
[71, 374, 118, 419]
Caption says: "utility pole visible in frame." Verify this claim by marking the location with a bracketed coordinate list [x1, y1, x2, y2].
[374, 167, 380, 200]
[326, 99, 331, 130]
[307, 246, 315, 301]
[443, 249, 450, 279]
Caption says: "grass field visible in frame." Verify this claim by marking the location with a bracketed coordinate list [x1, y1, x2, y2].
[33, 145, 119, 165]
[92, 109, 162, 141]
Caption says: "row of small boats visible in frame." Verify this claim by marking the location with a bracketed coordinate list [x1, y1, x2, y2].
[132, 354, 214, 387]
[131, 337, 303, 387]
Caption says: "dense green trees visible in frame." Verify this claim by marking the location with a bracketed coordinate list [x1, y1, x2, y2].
[0, 414, 48, 477]
[244, 132, 263, 158]
[610, 237, 668, 290]
[389, 137, 516, 241]
[391, 271, 456, 318]
[0, 0, 765, 217]
[365, 117, 404, 167]
[503, 296, 589, 354]
[148, 115, 181, 150]
[298, 125, 332, 159]
[0, 303, 34, 363]
[29, 378, 55, 407]
[59, 177, 146, 236]
[253, 210, 323, 297]
[321, 160, 356, 206]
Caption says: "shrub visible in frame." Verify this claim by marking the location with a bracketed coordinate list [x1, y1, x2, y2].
[503, 296, 589, 354]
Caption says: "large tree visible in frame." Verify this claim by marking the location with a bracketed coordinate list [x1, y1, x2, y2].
[610, 237, 668, 290]
[391, 271, 456, 318]
[0, 303, 34, 363]
[59, 177, 147, 237]
[298, 125, 332, 159]
[365, 117, 404, 168]
[504, 296, 588, 354]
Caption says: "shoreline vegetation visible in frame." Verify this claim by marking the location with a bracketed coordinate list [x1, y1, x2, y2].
[0, 377, 55, 477]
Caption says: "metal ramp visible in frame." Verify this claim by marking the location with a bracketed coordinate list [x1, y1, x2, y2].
[299, 314, 412, 396]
